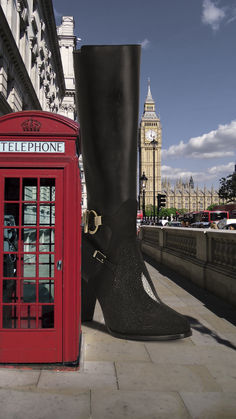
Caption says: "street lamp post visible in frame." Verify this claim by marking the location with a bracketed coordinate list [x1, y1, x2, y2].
[140, 171, 148, 219]
[150, 138, 158, 223]
[188, 185, 191, 212]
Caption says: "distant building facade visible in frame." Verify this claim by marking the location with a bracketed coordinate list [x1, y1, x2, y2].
[161, 177, 222, 212]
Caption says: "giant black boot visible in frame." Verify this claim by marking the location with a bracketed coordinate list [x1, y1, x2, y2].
[74, 45, 191, 340]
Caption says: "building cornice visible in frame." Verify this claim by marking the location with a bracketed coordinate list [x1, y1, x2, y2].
[0, 5, 41, 109]
[0, 92, 12, 114]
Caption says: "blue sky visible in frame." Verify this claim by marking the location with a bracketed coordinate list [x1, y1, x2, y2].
[54, 0, 236, 189]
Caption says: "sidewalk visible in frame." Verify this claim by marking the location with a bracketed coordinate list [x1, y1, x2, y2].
[0, 257, 236, 419]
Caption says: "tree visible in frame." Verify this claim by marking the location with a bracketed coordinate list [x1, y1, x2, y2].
[218, 170, 236, 202]
[175, 208, 188, 215]
[158, 207, 188, 219]
[145, 205, 154, 217]
[159, 207, 176, 219]
[207, 204, 218, 211]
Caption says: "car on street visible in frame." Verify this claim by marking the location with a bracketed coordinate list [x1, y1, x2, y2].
[190, 222, 211, 229]
[217, 218, 236, 229]
[166, 221, 182, 227]
[222, 223, 236, 231]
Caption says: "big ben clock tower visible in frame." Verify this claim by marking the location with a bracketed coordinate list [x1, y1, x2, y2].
[139, 79, 162, 210]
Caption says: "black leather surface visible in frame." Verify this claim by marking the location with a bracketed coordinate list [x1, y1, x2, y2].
[74, 45, 140, 214]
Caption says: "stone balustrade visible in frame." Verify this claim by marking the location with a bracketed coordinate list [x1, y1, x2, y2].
[139, 226, 236, 307]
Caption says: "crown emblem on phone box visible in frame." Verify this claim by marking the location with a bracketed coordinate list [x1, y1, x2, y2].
[21, 119, 41, 132]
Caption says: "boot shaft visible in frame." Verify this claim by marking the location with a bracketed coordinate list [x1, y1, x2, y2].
[74, 45, 141, 215]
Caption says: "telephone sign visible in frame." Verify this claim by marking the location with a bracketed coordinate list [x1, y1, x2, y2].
[0, 141, 65, 153]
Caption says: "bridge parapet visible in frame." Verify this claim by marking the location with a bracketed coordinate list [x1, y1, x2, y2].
[140, 226, 236, 307]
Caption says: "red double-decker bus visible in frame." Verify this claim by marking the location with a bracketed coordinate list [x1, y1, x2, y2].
[183, 210, 229, 225]
[137, 210, 143, 221]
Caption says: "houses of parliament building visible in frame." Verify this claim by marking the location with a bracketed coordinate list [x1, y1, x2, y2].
[138, 81, 222, 212]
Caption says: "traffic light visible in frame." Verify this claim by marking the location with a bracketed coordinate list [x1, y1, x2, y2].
[157, 193, 166, 208]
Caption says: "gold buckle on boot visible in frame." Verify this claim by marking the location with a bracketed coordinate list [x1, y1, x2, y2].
[93, 250, 106, 263]
[83, 210, 102, 235]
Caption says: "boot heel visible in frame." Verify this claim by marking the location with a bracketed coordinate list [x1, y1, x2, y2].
[81, 277, 96, 322]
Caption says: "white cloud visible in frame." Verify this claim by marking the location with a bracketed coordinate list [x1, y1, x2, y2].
[161, 162, 235, 185]
[162, 120, 236, 159]
[207, 161, 235, 175]
[202, 0, 225, 31]
[162, 165, 208, 182]
[140, 39, 150, 49]
[227, 8, 236, 24]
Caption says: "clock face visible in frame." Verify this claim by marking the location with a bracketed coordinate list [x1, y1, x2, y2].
[145, 129, 157, 142]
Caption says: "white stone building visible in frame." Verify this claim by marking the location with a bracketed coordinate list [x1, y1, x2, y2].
[0, 0, 65, 115]
[57, 16, 77, 121]
[0, 2, 87, 209]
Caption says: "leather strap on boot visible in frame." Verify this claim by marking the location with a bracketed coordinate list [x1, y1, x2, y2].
[82, 199, 137, 282]
[82, 234, 116, 282]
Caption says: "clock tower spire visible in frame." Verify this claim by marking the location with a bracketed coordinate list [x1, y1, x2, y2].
[139, 79, 162, 214]
[143, 78, 157, 116]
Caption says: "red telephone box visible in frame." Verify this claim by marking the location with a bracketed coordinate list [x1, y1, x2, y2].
[0, 111, 81, 366]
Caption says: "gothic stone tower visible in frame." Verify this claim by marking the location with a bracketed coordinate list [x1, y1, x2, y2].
[139, 80, 162, 210]
[57, 16, 77, 120]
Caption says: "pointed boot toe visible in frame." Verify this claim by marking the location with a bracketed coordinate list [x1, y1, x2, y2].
[101, 238, 191, 341]
[82, 229, 191, 341]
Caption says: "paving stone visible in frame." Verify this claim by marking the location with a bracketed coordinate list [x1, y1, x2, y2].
[221, 333, 236, 347]
[0, 389, 90, 419]
[84, 340, 150, 362]
[91, 390, 191, 419]
[191, 327, 236, 349]
[82, 326, 118, 344]
[188, 305, 218, 315]
[145, 343, 236, 366]
[168, 286, 193, 298]
[153, 281, 176, 298]
[83, 361, 116, 376]
[159, 295, 187, 308]
[200, 312, 236, 334]
[115, 362, 221, 392]
[38, 364, 117, 393]
[173, 306, 207, 319]
[205, 363, 236, 392]
[0, 368, 40, 389]
[176, 295, 206, 307]
[186, 315, 224, 344]
[180, 392, 236, 419]
[189, 327, 227, 346]
[157, 279, 190, 296]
